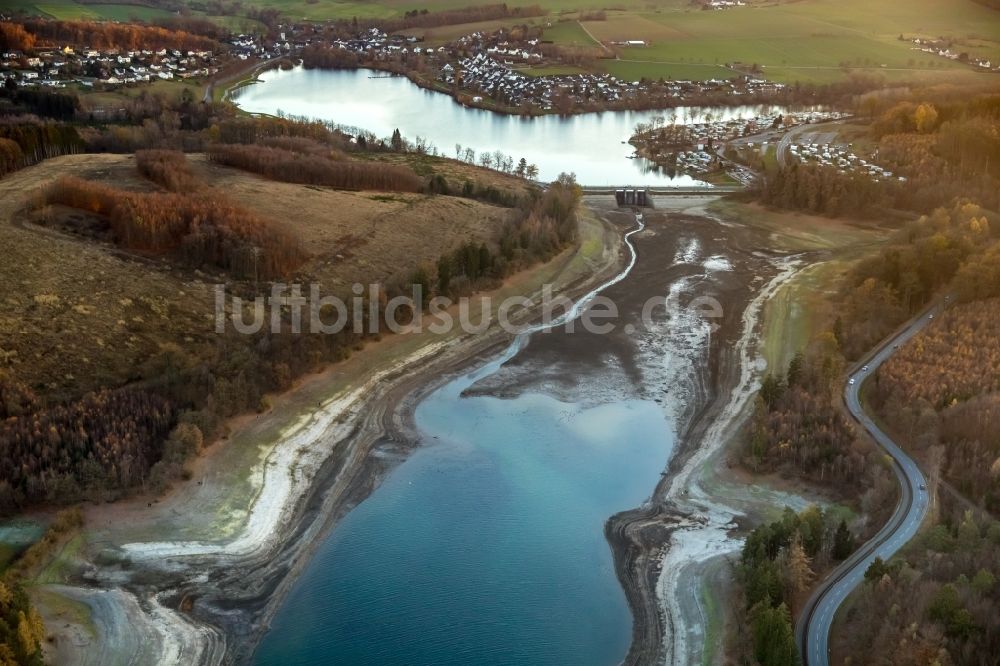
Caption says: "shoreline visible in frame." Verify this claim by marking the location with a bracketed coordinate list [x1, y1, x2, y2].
[226, 61, 817, 121]
[605, 197, 821, 666]
[32, 193, 874, 665]
[606, 195, 887, 665]
[42, 204, 627, 664]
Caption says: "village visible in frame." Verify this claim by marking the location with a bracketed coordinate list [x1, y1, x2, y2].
[6, 14, 994, 123]
[909, 36, 995, 72]
[1, 45, 218, 89]
[785, 141, 905, 182]
[4, 12, 918, 121]
[0, 25, 278, 91]
[286, 23, 792, 114]
[628, 109, 853, 182]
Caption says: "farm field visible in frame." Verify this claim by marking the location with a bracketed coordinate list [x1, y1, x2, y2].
[575, 0, 1000, 83]
[74, 78, 203, 110]
[401, 16, 548, 45]
[5, 0, 998, 84]
[543, 19, 599, 47]
[77, 3, 174, 21]
[8, 0, 680, 22]
[515, 64, 590, 77]
[598, 59, 733, 82]
[7, 0, 265, 31]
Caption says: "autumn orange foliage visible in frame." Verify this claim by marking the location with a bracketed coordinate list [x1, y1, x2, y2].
[19, 18, 217, 52]
[207, 143, 423, 192]
[0, 375, 174, 511]
[136, 149, 199, 192]
[0, 22, 36, 52]
[44, 176, 304, 278]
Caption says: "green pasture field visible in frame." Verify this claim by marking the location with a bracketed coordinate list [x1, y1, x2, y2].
[74, 78, 203, 110]
[515, 63, 589, 76]
[759, 64, 993, 85]
[576, 0, 1000, 83]
[28, 0, 100, 19]
[206, 14, 269, 33]
[598, 59, 733, 82]
[543, 19, 596, 47]
[8, 0, 265, 31]
[84, 3, 174, 21]
[8, 0, 677, 22]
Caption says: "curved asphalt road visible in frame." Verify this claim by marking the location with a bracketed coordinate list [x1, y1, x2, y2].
[795, 303, 942, 665]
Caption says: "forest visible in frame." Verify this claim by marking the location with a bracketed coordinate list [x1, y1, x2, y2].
[733, 202, 1000, 665]
[753, 161, 893, 218]
[0, 120, 84, 178]
[41, 175, 305, 278]
[837, 504, 1000, 665]
[207, 143, 424, 192]
[380, 4, 546, 32]
[390, 172, 580, 311]
[755, 91, 1000, 217]
[744, 348, 898, 528]
[745, 147, 1000, 662]
[734, 506, 858, 666]
[300, 44, 362, 70]
[0, 375, 174, 510]
[0, 23, 36, 54]
[4, 19, 218, 53]
[856, 202, 1000, 516]
[210, 116, 352, 148]
[837, 201, 997, 358]
[0, 87, 78, 122]
[2, 155, 575, 518]
[0, 577, 44, 665]
[870, 297, 1000, 514]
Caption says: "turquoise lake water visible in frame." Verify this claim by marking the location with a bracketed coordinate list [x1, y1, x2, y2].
[254, 341, 673, 664]
[253, 216, 674, 664]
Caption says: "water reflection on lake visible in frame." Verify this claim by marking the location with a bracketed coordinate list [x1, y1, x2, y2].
[233, 66, 793, 186]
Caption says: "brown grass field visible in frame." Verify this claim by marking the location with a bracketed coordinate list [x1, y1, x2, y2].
[0, 153, 528, 399]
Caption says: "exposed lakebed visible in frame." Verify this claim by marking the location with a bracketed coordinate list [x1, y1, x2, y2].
[254, 210, 668, 664]
[253, 202, 765, 664]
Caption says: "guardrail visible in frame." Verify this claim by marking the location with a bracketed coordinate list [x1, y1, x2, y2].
[579, 185, 745, 196]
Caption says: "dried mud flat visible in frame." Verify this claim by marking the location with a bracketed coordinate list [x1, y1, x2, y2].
[602, 199, 811, 666]
[451, 195, 810, 666]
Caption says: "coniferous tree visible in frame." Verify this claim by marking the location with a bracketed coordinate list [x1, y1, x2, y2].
[833, 519, 855, 560]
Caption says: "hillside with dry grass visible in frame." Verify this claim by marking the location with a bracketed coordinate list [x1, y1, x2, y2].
[0, 153, 521, 401]
[0, 149, 551, 511]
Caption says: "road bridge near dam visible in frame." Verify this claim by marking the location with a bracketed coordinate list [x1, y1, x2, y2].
[580, 184, 745, 208]
[581, 185, 745, 197]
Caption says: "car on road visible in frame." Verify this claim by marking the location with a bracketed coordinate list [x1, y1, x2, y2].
[849, 378, 856, 385]
[862, 365, 869, 372]
[929, 314, 934, 319]
[919, 484, 926, 491]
